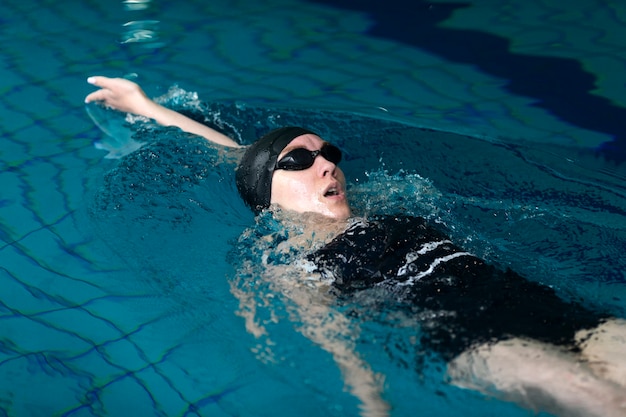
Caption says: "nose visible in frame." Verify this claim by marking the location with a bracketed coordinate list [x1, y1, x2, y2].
[315, 153, 337, 177]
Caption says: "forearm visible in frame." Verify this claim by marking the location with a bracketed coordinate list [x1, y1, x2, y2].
[298, 303, 390, 417]
[141, 100, 240, 147]
[306, 325, 390, 417]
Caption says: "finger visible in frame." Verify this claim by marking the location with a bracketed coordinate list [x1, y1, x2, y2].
[84, 89, 108, 103]
[87, 75, 116, 88]
[87, 75, 103, 86]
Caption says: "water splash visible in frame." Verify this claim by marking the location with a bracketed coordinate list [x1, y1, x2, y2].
[85, 102, 146, 159]
[348, 166, 443, 221]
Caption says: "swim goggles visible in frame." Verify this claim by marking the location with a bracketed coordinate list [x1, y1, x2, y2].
[274, 143, 342, 171]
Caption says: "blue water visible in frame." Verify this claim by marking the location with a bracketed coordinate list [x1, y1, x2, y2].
[1, 0, 626, 416]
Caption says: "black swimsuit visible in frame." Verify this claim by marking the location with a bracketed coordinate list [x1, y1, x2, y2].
[308, 215, 607, 360]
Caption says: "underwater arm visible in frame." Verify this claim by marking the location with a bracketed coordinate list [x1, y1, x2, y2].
[85, 76, 241, 148]
[295, 299, 391, 417]
[231, 270, 390, 416]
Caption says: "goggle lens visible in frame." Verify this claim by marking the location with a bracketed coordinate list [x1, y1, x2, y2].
[275, 143, 342, 171]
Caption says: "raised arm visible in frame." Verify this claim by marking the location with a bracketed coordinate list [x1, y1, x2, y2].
[85, 76, 241, 148]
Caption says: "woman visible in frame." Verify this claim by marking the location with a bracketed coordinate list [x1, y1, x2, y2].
[86, 76, 626, 417]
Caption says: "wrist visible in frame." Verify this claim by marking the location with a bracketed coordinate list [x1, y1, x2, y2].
[141, 100, 169, 122]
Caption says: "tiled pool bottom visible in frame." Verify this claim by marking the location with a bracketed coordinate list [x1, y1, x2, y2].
[4, 0, 626, 153]
[148, 0, 626, 153]
[1, 0, 626, 416]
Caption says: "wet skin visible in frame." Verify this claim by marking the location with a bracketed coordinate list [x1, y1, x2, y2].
[270, 134, 351, 220]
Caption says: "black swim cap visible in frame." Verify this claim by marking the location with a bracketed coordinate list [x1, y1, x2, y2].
[235, 126, 317, 213]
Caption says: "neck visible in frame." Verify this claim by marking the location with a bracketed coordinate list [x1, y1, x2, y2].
[272, 208, 350, 249]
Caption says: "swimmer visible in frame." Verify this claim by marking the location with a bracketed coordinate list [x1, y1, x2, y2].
[86, 76, 626, 417]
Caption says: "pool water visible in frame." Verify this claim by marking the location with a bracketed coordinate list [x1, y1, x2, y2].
[1, 0, 626, 416]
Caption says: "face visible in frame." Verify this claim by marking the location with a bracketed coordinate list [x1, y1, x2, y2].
[270, 134, 351, 220]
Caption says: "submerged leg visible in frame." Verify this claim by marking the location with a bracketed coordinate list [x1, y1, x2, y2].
[576, 318, 626, 387]
[446, 337, 626, 417]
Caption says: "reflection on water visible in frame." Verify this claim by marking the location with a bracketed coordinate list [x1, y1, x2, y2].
[123, 0, 151, 11]
[120, 0, 164, 49]
[121, 20, 162, 48]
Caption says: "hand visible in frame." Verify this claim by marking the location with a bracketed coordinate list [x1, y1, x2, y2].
[85, 76, 154, 117]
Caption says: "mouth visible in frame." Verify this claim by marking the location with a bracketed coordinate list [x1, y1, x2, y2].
[323, 183, 343, 198]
